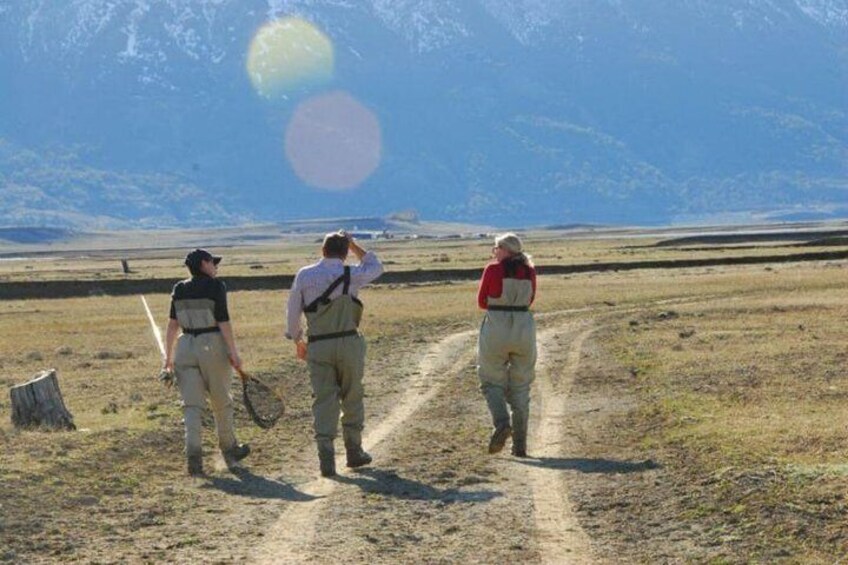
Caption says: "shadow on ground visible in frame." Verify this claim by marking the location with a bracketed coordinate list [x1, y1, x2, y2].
[203, 467, 321, 501]
[334, 468, 503, 503]
[516, 457, 661, 474]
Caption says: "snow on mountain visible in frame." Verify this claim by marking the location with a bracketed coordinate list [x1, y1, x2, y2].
[8, 0, 846, 66]
[795, 0, 848, 26]
[11, 0, 242, 71]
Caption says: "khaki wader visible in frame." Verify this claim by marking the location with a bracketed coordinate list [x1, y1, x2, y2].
[173, 300, 237, 458]
[478, 277, 537, 452]
[304, 267, 366, 457]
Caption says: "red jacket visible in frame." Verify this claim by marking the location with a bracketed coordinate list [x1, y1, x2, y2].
[477, 259, 537, 309]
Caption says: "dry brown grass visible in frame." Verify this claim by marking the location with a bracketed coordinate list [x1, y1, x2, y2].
[589, 263, 848, 561]
[0, 273, 498, 562]
[1, 238, 846, 562]
[1, 232, 844, 284]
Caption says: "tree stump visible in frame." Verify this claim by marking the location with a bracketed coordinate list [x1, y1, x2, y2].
[10, 369, 76, 430]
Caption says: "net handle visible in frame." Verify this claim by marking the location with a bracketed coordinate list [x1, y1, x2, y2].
[233, 365, 250, 383]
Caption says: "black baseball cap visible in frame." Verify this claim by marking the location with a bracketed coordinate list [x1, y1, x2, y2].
[184, 248, 222, 270]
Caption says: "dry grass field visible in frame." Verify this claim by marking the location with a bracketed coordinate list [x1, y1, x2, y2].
[2, 225, 846, 284]
[1, 233, 846, 563]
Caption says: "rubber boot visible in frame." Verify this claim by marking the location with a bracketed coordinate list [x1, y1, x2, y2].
[223, 443, 251, 467]
[344, 431, 371, 468]
[488, 423, 512, 454]
[511, 433, 528, 458]
[187, 454, 204, 476]
[508, 386, 530, 458]
[345, 447, 372, 468]
[317, 441, 336, 477]
[511, 412, 528, 458]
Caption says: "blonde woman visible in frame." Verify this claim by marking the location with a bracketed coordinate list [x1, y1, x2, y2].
[477, 233, 537, 457]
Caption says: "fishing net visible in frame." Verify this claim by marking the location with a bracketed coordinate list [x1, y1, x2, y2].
[237, 369, 285, 430]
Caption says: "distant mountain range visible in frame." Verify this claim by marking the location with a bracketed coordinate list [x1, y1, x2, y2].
[1, 0, 845, 228]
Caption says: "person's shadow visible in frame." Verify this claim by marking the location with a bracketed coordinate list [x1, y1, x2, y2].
[515, 457, 661, 474]
[203, 467, 321, 502]
[333, 468, 502, 504]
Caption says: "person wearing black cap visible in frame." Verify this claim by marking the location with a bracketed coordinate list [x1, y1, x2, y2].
[162, 249, 250, 476]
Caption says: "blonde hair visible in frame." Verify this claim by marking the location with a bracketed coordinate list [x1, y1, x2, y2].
[495, 233, 533, 267]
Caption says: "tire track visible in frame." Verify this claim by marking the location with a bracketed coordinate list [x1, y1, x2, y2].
[251, 330, 476, 564]
[523, 296, 723, 563]
[525, 324, 597, 564]
[253, 296, 725, 563]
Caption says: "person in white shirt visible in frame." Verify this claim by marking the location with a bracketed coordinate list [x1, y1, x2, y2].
[285, 231, 383, 477]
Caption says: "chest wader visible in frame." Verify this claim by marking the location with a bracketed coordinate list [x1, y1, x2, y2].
[478, 273, 537, 456]
[304, 267, 367, 473]
[172, 301, 238, 467]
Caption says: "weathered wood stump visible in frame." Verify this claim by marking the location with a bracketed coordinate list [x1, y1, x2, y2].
[10, 369, 76, 430]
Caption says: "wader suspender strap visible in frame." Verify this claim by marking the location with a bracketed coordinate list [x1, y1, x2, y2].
[305, 267, 359, 343]
[304, 267, 352, 313]
[489, 260, 530, 312]
[342, 266, 351, 295]
[487, 305, 530, 312]
[503, 258, 518, 278]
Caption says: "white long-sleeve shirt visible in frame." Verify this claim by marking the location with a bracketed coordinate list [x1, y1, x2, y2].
[285, 251, 383, 341]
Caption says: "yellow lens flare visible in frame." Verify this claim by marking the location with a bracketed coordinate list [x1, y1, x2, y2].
[285, 91, 383, 191]
[246, 17, 334, 98]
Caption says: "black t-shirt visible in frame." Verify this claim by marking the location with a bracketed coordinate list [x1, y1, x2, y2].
[169, 276, 230, 322]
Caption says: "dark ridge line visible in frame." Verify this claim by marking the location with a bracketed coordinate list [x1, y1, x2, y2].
[0, 242, 260, 260]
[648, 229, 848, 247]
[1, 249, 846, 301]
[632, 239, 848, 253]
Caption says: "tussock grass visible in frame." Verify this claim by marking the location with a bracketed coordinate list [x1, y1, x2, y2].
[600, 267, 848, 560]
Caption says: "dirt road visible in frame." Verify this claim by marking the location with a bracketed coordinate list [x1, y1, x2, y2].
[5, 259, 847, 563]
[251, 316, 602, 564]
[252, 330, 477, 563]
[520, 325, 597, 564]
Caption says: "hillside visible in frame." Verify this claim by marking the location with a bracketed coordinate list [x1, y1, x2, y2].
[0, 0, 845, 227]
